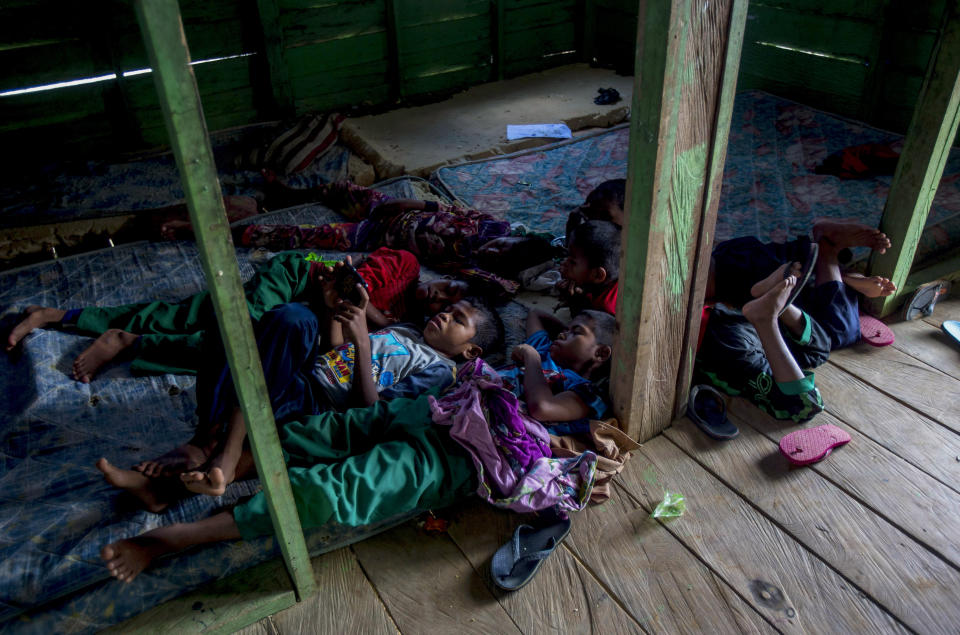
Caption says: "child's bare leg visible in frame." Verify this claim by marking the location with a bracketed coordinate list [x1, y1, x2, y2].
[5, 306, 66, 351]
[72, 329, 140, 383]
[182, 407, 248, 496]
[750, 262, 803, 298]
[101, 511, 241, 583]
[96, 458, 178, 513]
[812, 219, 891, 254]
[841, 272, 897, 298]
[133, 443, 209, 478]
[742, 277, 805, 383]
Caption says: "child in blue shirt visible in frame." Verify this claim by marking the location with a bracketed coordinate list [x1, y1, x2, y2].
[498, 308, 614, 435]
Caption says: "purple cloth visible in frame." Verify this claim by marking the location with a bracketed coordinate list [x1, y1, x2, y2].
[429, 359, 597, 513]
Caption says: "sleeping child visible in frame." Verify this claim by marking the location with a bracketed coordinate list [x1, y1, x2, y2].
[98, 307, 615, 583]
[95, 282, 503, 510]
[5, 248, 483, 382]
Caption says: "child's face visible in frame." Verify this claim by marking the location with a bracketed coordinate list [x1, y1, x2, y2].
[560, 244, 596, 286]
[549, 315, 603, 368]
[416, 278, 470, 316]
[422, 300, 482, 359]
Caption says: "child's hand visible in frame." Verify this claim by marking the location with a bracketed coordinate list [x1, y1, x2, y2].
[557, 278, 582, 299]
[333, 284, 370, 346]
[320, 256, 353, 308]
[511, 343, 539, 366]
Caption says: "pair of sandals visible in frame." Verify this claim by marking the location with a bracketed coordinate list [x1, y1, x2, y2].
[687, 385, 852, 466]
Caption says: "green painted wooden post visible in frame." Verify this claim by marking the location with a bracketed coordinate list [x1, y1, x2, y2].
[674, 0, 750, 418]
[385, 0, 405, 98]
[133, 0, 316, 600]
[255, 0, 294, 117]
[867, 0, 960, 316]
[611, 0, 689, 441]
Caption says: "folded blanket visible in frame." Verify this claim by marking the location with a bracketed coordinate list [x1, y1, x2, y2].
[429, 359, 597, 513]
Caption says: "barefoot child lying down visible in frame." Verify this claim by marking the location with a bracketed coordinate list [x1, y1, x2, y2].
[5, 248, 481, 382]
[99, 308, 615, 583]
[697, 220, 894, 421]
[96, 287, 503, 511]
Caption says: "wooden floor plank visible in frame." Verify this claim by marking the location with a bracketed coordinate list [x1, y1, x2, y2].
[266, 547, 396, 635]
[107, 556, 296, 635]
[352, 520, 521, 633]
[827, 344, 959, 433]
[726, 398, 960, 569]
[921, 295, 960, 329]
[814, 363, 960, 492]
[665, 415, 960, 634]
[446, 501, 644, 634]
[615, 436, 907, 634]
[562, 486, 776, 634]
[889, 316, 960, 381]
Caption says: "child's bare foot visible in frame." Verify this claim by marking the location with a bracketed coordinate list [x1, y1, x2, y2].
[159, 219, 194, 240]
[842, 273, 897, 298]
[743, 277, 797, 325]
[812, 220, 891, 253]
[181, 467, 228, 496]
[97, 458, 169, 513]
[134, 443, 207, 478]
[101, 537, 168, 583]
[72, 329, 139, 383]
[750, 262, 802, 298]
[5, 306, 66, 351]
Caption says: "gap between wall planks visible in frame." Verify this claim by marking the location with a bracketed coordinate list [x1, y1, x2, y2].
[867, 0, 960, 317]
[133, 0, 316, 600]
[613, 0, 745, 441]
[255, 0, 294, 118]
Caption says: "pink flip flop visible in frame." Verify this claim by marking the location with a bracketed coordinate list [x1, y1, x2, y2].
[778, 424, 851, 466]
[859, 314, 895, 346]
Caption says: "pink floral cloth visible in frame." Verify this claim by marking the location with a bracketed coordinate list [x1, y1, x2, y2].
[429, 359, 597, 513]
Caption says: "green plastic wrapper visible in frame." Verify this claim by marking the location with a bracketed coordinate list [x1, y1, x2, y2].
[651, 492, 686, 518]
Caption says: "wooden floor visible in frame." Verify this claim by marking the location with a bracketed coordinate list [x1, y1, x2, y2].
[157, 297, 960, 634]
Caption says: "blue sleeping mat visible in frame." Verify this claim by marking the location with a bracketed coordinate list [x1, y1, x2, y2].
[0, 180, 435, 633]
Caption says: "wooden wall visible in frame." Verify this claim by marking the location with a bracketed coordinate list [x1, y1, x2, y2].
[738, 0, 946, 133]
[0, 0, 583, 168]
[589, 0, 947, 134]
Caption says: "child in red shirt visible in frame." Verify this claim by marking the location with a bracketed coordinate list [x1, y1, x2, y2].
[558, 220, 620, 315]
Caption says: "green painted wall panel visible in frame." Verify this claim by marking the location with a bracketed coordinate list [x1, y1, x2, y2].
[280, 3, 386, 48]
[398, 0, 489, 26]
[745, 5, 878, 62]
[285, 34, 390, 81]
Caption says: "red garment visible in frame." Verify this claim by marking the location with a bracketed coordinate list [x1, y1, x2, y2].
[309, 247, 420, 319]
[585, 280, 618, 315]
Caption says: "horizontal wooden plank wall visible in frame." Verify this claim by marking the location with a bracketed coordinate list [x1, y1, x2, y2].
[0, 0, 590, 168]
[595, 0, 947, 134]
[738, 0, 945, 133]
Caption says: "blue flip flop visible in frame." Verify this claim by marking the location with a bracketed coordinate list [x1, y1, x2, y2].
[687, 384, 739, 440]
[491, 512, 572, 591]
[943, 320, 960, 347]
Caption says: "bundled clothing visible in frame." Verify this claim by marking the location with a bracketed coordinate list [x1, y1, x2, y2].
[550, 420, 640, 505]
[430, 359, 598, 514]
[61, 248, 420, 375]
